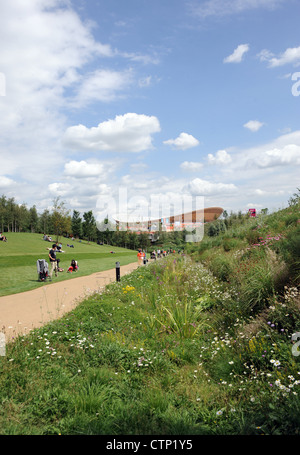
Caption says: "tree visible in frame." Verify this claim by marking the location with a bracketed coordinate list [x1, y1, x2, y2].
[288, 188, 300, 207]
[208, 223, 217, 237]
[29, 205, 39, 233]
[39, 209, 51, 234]
[51, 197, 70, 242]
[71, 210, 82, 238]
[139, 232, 150, 250]
[0, 195, 7, 232]
[82, 210, 97, 243]
[6, 197, 15, 232]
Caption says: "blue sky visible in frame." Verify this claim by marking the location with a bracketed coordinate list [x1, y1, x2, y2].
[0, 0, 300, 222]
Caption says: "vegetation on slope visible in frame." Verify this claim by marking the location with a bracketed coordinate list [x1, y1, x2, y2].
[0, 192, 299, 435]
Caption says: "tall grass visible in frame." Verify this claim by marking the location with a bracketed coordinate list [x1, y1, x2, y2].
[1, 203, 300, 435]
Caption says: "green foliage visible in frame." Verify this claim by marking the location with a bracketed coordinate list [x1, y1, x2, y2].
[209, 255, 233, 282]
[51, 197, 71, 242]
[1, 194, 300, 435]
[82, 210, 97, 243]
[71, 210, 82, 238]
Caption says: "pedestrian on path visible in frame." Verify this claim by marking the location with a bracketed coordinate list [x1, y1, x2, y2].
[48, 244, 58, 279]
[137, 249, 143, 266]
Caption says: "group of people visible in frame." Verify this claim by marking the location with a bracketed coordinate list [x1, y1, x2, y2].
[138, 247, 183, 264]
[48, 243, 78, 279]
[0, 232, 7, 242]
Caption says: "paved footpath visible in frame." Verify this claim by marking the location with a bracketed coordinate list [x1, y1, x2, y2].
[0, 262, 139, 342]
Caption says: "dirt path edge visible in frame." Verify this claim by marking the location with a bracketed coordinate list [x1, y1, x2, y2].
[0, 261, 139, 342]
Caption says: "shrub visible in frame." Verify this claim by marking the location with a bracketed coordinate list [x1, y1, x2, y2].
[278, 227, 300, 281]
[240, 264, 275, 314]
[223, 238, 239, 252]
[209, 256, 233, 282]
[246, 229, 261, 245]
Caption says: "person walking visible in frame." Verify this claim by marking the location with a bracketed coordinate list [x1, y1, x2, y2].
[48, 244, 58, 279]
[137, 249, 143, 266]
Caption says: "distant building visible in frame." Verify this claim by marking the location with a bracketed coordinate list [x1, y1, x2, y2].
[116, 207, 224, 235]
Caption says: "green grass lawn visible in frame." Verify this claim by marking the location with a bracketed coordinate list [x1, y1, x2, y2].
[0, 233, 137, 297]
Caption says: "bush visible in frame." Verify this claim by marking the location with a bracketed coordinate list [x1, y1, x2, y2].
[278, 227, 300, 281]
[240, 264, 275, 314]
[209, 255, 233, 282]
[246, 229, 261, 245]
[223, 238, 239, 252]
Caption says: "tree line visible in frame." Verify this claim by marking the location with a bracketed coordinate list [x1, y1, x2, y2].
[0, 195, 100, 243]
[0, 194, 154, 249]
[0, 193, 210, 250]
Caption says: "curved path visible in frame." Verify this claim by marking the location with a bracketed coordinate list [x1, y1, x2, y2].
[0, 262, 139, 342]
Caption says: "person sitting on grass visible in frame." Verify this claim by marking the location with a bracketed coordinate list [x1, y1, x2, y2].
[67, 259, 78, 273]
[0, 232, 7, 242]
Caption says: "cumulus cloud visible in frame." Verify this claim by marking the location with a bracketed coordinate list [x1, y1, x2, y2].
[207, 150, 232, 165]
[227, 130, 300, 174]
[185, 178, 237, 196]
[163, 132, 199, 150]
[249, 144, 300, 168]
[63, 113, 161, 153]
[0, 0, 126, 194]
[224, 44, 249, 63]
[180, 161, 203, 172]
[258, 46, 300, 67]
[64, 160, 105, 178]
[244, 120, 264, 132]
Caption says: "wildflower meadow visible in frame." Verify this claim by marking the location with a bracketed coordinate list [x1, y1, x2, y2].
[0, 198, 300, 436]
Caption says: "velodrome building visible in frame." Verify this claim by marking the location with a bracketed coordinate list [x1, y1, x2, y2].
[116, 207, 224, 234]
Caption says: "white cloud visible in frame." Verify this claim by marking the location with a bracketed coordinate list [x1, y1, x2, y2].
[163, 132, 199, 150]
[0, 176, 16, 188]
[120, 51, 160, 65]
[48, 182, 72, 196]
[180, 161, 203, 172]
[185, 178, 238, 196]
[244, 120, 264, 132]
[259, 46, 300, 67]
[252, 144, 300, 168]
[207, 149, 232, 165]
[64, 160, 105, 178]
[72, 69, 134, 107]
[228, 130, 300, 171]
[0, 0, 126, 195]
[63, 113, 161, 153]
[224, 44, 249, 63]
[254, 189, 267, 195]
[191, 0, 285, 19]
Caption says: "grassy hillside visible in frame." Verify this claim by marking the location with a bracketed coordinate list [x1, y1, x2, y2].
[0, 233, 137, 296]
[0, 202, 300, 435]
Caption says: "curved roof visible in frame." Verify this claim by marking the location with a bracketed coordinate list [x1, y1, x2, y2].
[115, 207, 224, 225]
[167, 207, 223, 223]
